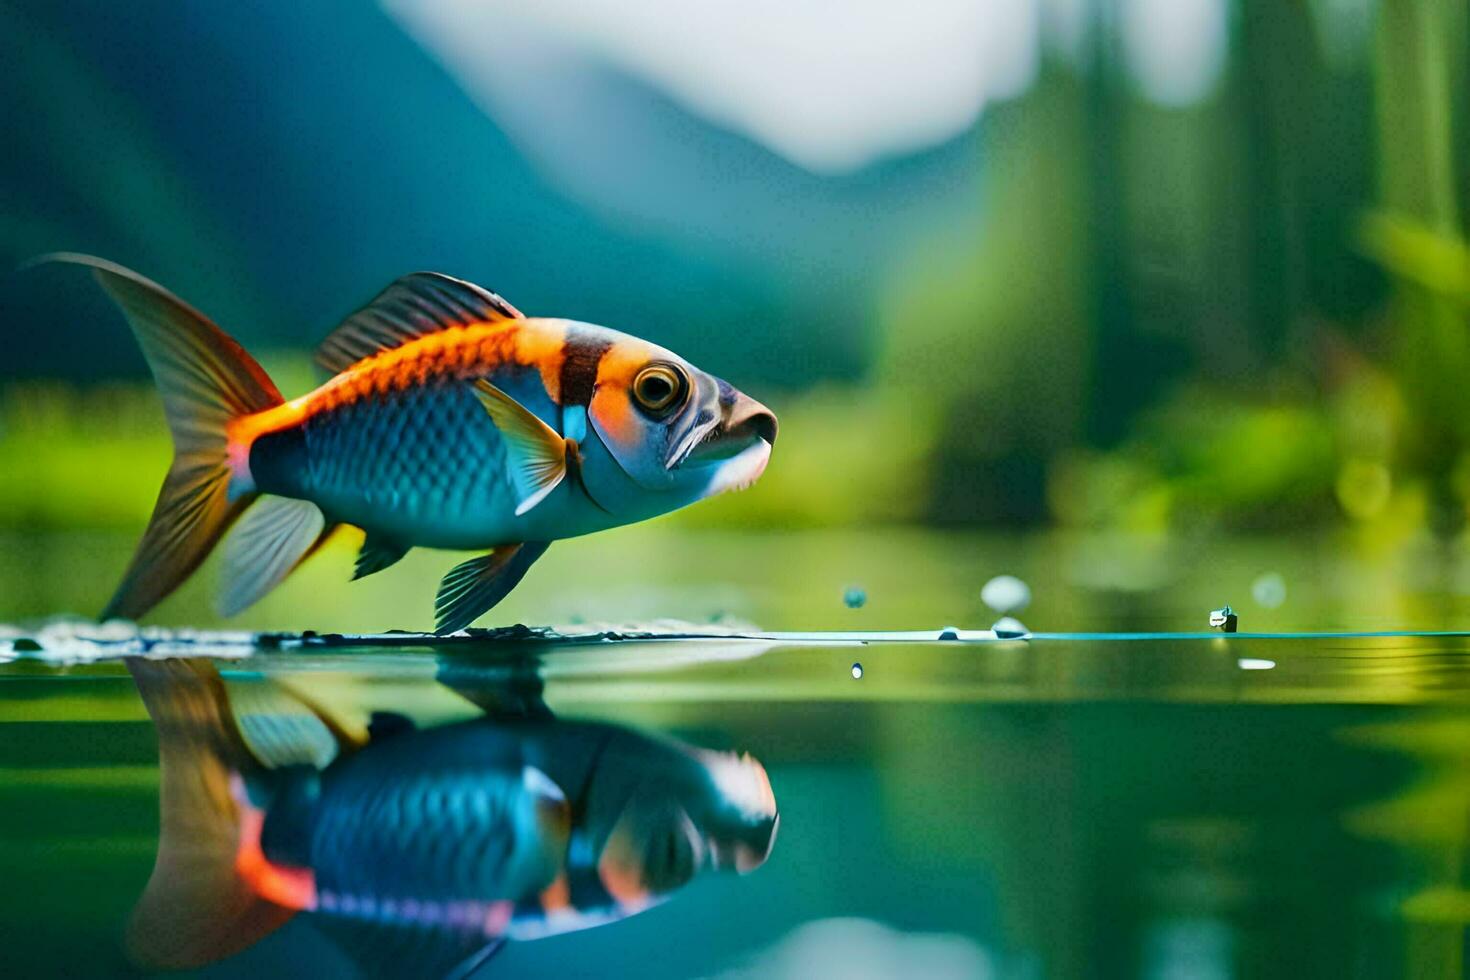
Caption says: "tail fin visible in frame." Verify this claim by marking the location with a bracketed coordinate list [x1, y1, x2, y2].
[125, 658, 298, 969]
[34, 254, 284, 620]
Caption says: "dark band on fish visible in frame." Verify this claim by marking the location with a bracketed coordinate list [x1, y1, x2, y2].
[558, 325, 613, 406]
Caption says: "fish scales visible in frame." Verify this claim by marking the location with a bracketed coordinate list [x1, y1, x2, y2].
[309, 778, 535, 901]
[251, 328, 556, 533]
[295, 735, 556, 901]
[302, 380, 502, 519]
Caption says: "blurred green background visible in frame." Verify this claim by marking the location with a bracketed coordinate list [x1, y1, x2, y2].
[2, 0, 1469, 631]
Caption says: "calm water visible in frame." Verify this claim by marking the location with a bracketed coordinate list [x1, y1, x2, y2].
[10, 526, 1470, 636]
[6, 630, 1470, 979]
[8, 527, 1470, 978]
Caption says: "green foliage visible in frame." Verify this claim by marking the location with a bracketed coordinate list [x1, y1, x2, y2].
[0, 384, 168, 528]
[1049, 388, 1339, 533]
[4, 2, 1469, 542]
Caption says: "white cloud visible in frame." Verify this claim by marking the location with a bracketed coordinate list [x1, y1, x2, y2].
[385, 0, 1042, 174]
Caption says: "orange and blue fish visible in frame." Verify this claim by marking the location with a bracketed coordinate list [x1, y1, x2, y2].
[38, 255, 777, 631]
[126, 659, 779, 976]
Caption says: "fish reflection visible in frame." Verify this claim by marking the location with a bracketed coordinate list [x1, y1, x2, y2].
[126, 659, 778, 977]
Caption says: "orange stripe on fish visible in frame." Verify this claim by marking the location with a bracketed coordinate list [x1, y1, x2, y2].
[234, 793, 318, 912]
[538, 872, 572, 914]
[305, 319, 557, 413]
[587, 341, 650, 446]
[224, 318, 572, 472]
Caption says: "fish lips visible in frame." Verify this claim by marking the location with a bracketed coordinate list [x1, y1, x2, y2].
[676, 392, 777, 480]
[702, 437, 772, 494]
[709, 811, 780, 874]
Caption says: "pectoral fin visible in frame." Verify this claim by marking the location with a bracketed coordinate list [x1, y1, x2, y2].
[352, 532, 409, 581]
[472, 379, 566, 516]
[217, 497, 328, 617]
[223, 676, 345, 770]
[434, 542, 550, 634]
[437, 659, 552, 721]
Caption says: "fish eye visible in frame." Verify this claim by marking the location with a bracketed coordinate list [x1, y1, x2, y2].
[631, 363, 688, 417]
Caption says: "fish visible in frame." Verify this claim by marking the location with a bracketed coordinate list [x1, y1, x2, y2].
[34, 254, 777, 632]
[126, 658, 779, 978]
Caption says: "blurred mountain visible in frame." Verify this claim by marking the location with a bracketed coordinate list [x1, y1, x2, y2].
[0, 1, 985, 387]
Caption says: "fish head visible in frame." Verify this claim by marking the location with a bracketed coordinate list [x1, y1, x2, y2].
[591, 739, 779, 907]
[578, 331, 777, 519]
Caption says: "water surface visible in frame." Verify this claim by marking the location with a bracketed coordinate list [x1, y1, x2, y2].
[5, 628, 1470, 978]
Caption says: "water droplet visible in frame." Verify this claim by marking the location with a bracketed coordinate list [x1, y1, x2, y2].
[1208, 605, 1237, 632]
[938, 626, 961, 641]
[843, 587, 867, 609]
[992, 616, 1028, 638]
[1238, 658, 1275, 670]
[1250, 572, 1286, 609]
[851, 662, 864, 679]
[981, 575, 1031, 614]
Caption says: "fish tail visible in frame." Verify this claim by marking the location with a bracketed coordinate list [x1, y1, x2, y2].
[125, 658, 300, 969]
[32, 254, 285, 620]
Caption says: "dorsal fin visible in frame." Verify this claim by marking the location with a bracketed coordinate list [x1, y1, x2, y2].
[314, 272, 523, 375]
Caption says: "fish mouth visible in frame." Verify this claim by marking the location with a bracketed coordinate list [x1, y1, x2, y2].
[682, 395, 778, 469]
[704, 437, 771, 494]
[724, 405, 778, 447]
